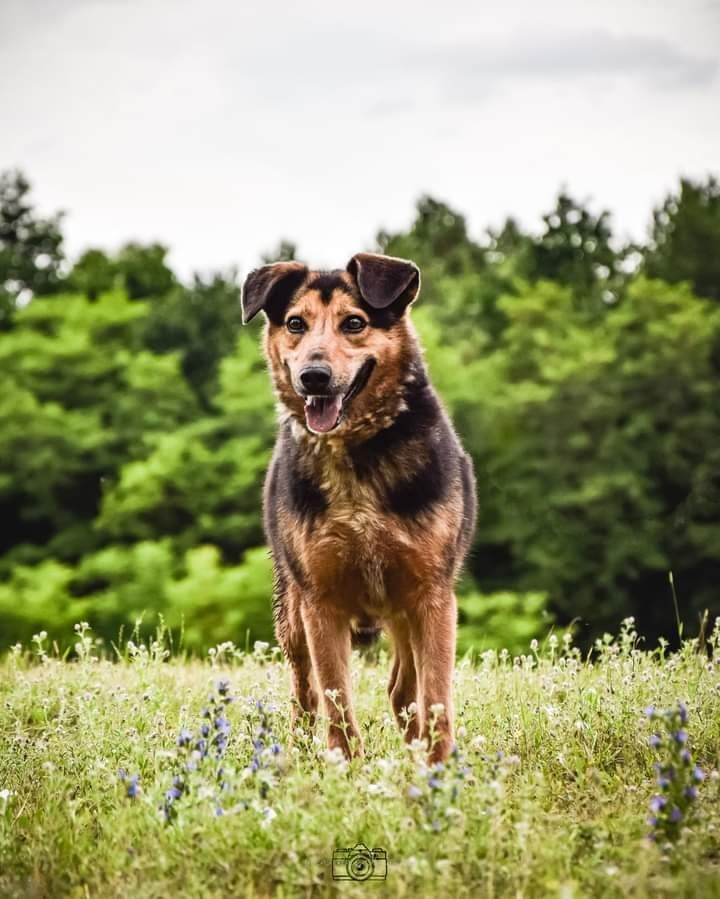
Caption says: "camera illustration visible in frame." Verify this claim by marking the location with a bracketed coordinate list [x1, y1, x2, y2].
[332, 843, 388, 881]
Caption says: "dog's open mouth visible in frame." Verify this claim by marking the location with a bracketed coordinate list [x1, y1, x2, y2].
[303, 358, 376, 434]
[304, 395, 343, 433]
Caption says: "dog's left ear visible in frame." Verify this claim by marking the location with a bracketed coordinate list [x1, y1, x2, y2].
[241, 261, 308, 324]
[346, 253, 420, 314]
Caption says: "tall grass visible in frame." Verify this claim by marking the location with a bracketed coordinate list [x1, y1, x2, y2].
[1, 619, 719, 897]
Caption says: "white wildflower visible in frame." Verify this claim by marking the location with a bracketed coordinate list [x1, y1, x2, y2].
[323, 747, 348, 773]
[261, 807, 277, 828]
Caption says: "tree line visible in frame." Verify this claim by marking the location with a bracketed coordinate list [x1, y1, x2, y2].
[1, 169, 718, 653]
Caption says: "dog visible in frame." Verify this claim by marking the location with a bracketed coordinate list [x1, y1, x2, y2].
[241, 252, 476, 763]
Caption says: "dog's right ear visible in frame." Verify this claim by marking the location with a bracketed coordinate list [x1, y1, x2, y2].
[241, 261, 308, 325]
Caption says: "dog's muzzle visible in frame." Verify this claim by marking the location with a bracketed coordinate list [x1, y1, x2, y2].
[299, 358, 376, 435]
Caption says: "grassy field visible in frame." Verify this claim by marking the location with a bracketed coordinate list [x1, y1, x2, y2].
[1, 620, 720, 898]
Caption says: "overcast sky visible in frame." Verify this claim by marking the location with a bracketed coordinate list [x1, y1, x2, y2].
[2, 0, 719, 277]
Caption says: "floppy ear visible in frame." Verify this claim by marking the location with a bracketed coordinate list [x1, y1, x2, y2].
[241, 261, 308, 324]
[346, 252, 420, 312]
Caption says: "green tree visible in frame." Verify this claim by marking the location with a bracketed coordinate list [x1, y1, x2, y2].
[0, 290, 198, 567]
[97, 328, 275, 559]
[432, 278, 720, 642]
[114, 242, 176, 299]
[527, 191, 620, 306]
[643, 176, 720, 301]
[377, 196, 516, 342]
[66, 248, 118, 299]
[67, 242, 177, 301]
[485, 216, 534, 275]
[378, 195, 485, 286]
[141, 272, 244, 405]
[0, 170, 64, 325]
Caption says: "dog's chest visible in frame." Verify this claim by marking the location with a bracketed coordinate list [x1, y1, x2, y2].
[311, 451, 411, 604]
[318, 457, 389, 542]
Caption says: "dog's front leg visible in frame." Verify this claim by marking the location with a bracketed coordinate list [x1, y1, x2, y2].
[301, 599, 363, 759]
[410, 590, 457, 764]
[281, 585, 318, 729]
[387, 616, 419, 742]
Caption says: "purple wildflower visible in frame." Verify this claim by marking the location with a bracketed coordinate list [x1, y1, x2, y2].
[118, 769, 140, 799]
[176, 728, 193, 747]
[645, 701, 703, 843]
[649, 796, 666, 814]
[126, 777, 140, 798]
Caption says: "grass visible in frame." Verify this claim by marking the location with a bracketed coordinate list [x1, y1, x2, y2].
[1, 619, 720, 898]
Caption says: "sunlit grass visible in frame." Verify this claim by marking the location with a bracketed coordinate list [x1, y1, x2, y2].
[1, 619, 720, 898]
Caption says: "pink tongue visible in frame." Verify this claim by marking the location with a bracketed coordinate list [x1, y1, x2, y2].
[305, 395, 342, 433]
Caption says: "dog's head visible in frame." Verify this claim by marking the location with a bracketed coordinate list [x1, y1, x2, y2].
[241, 253, 420, 436]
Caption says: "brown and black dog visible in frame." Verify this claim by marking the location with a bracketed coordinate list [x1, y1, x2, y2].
[241, 252, 476, 763]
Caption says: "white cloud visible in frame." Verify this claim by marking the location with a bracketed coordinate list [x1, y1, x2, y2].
[1, 0, 718, 276]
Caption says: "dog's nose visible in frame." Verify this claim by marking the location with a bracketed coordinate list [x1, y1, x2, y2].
[299, 364, 332, 394]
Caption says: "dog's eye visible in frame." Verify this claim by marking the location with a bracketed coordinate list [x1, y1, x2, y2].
[286, 316, 306, 334]
[341, 316, 367, 334]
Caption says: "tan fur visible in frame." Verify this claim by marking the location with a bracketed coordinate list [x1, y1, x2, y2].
[262, 282, 471, 763]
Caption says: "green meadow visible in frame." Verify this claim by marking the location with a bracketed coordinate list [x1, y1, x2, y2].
[1, 620, 719, 898]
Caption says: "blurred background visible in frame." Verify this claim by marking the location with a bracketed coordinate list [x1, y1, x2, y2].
[1, 0, 719, 654]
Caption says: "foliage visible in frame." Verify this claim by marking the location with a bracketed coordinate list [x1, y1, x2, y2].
[0, 170, 64, 324]
[141, 271, 245, 404]
[2, 625, 720, 896]
[0, 291, 198, 566]
[456, 588, 550, 656]
[0, 543, 273, 654]
[525, 190, 622, 305]
[0, 282, 277, 651]
[1, 169, 719, 652]
[68, 242, 176, 300]
[643, 175, 720, 302]
[419, 277, 720, 640]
